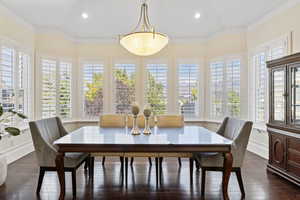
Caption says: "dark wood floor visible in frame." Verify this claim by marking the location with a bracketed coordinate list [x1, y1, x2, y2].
[0, 152, 300, 200]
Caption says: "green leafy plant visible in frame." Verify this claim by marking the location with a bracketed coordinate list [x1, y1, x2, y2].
[0, 104, 27, 140]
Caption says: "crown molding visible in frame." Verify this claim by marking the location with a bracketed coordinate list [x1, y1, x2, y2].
[247, 0, 300, 31]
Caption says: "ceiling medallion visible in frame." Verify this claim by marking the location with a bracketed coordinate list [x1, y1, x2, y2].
[119, 1, 169, 56]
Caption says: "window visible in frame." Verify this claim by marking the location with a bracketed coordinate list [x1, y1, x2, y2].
[83, 63, 104, 118]
[210, 62, 224, 119]
[210, 59, 241, 119]
[146, 64, 168, 115]
[114, 63, 136, 114]
[59, 62, 72, 119]
[178, 64, 199, 117]
[252, 38, 287, 123]
[18, 52, 30, 115]
[0, 46, 15, 113]
[0, 46, 30, 124]
[253, 52, 267, 122]
[41, 59, 72, 119]
[226, 60, 240, 117]
[41, 59, 57, 118]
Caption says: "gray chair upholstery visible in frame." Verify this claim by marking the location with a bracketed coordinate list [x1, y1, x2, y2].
[195, 117, 253, 168]
[194, 117, 253, 198]
[29, 117, 88, 168]
[29, 117, 90, 196]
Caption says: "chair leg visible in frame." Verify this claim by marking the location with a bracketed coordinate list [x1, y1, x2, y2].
[71, 169, 76, 197]
[235, 168, 246, 198]
[89, 157, 94, 179]
[148, 157, 152, 166]
[84, 159, 88, 170]
[189, 158, 194, 184]
[125, 157, 128, 185]
[178, 157, 182, 167]
[201, 168, 206, 197]
[36, 167, 45, 194]
[159, 157, 163, 184]
[195, 159, 200, 171]
[130, 157, 134, 166]
[102, 156, 106, 166]
[120, 157, 124, 183]
[155, 157, 159, 186]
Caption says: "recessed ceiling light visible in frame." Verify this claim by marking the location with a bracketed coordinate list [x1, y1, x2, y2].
[194, 12, 201, 19]
[81, 12, 89, 19]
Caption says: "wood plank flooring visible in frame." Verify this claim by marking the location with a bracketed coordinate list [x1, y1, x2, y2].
[0, 151, 299, 200]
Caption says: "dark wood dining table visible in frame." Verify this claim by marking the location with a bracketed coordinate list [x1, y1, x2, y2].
[54, 126, 233, 200]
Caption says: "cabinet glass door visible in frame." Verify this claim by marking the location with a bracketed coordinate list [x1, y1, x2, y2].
[291, 65, 300, 125]
[272, 68, 285, 122]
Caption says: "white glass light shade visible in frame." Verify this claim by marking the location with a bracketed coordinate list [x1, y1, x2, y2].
[120, 32, 169, 56]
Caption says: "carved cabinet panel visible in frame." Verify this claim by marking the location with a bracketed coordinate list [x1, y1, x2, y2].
[270, 133, 286, 169]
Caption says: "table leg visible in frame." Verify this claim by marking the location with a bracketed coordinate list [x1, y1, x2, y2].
[222, 152, 233, 200]
[56, 152, 65, 200]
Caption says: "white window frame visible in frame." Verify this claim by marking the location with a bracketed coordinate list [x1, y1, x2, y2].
[208, 56, 242, 120]
[249, 35, 289, 126]
[39, 56, 73, 120]
[79, 60, 106, 119]
[176, 59, 202, 120]
[0, 38, 33, 124]
[112, 59, 138, 114]
[143, 60, 169, 115]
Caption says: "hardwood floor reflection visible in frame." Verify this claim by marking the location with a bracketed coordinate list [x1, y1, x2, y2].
[0, 152, 300, 200]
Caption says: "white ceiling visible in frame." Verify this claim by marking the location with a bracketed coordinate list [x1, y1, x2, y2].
[0, 0, 289, 40]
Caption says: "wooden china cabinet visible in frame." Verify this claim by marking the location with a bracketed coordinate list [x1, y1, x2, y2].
[267, 52, 300, 186]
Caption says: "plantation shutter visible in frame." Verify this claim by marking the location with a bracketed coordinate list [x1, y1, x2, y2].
[146, 63, 168, 115]
[254, 52, 267, 122]
[226, 60, 240, 117]
[210, 62, 224, 119]
[83, 63, 104, 118]
[41, 59, 57, 118]
[0, 46, 15, 113]
[114, 63, 136, 114]
[18, 52, 29, 115]
[178, 64, 199, 117]
[59, 62, 72, 119]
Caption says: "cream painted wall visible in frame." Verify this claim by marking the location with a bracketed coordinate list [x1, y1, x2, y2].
[247, 2, 300, 54]
[0, 5, 35, 48]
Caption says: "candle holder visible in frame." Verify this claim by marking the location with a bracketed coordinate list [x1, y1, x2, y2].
[143, 105, 152, 135]
[131, 102, 141, 135]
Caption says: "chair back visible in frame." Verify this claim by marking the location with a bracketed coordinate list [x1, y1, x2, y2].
[157, 115, 184, 128]
[29, 117, 66, 167]
[127, 115, 155, 128]
[217, 117, 253, 167]
[99, 114, 126, 128]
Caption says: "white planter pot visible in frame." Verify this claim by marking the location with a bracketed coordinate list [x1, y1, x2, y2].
[0, 154, 7, 186]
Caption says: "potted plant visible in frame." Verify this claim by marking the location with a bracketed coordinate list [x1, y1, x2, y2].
[0, 104, 27, 186]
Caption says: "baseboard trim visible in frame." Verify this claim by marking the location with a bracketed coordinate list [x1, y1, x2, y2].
[247, 140, 269, 159]
[3, 142, 34, 164]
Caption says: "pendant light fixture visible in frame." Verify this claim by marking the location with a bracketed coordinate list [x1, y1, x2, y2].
[119, 1, 169, 56]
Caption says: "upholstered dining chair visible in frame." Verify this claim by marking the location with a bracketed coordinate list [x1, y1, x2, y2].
[29, 117, 90, 197]
[127, 115, 155, 166]
[93, 114, 126, 165]
[194, 117, 253, 198]
[157, 115, 195, 183]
